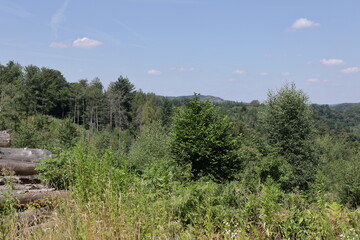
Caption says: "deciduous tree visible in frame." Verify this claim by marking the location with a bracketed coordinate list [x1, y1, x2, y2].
[261, 83, 317, 190]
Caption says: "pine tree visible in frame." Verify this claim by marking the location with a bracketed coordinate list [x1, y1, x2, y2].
[171, 94, 240, 181]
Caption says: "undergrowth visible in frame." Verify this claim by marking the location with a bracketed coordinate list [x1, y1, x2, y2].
[10, 145, 358, 239]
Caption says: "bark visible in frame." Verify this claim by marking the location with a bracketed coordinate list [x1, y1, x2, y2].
[0, 190, 68, 207]
[0, 175, 40, 184]
[0, 184, 46, 191]
[0, 159, 39, 175]
[1, 188, 55, 195]
[0, 148, 52, 162]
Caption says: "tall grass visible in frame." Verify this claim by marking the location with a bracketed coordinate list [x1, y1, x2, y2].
[5, 145, 357, 239]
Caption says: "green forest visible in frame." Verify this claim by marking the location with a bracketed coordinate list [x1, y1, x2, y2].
[1, 61, 360, 239]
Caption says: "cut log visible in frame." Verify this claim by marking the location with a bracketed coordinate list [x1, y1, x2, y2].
[0, 131, 11, 147]
[0, 190, 68, 208]
[0, 175, 40, 185]
[0, 148, 52, 162]
[0, 159, 39, 175]
[0, 188, 55, 195]
[17, 175, 41, 184]
[0, 184, 47, 191]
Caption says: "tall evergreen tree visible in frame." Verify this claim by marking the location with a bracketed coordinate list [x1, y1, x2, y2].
[0, 61, 24, 130]
[107, 76, 135, 130]
[87, 78, 105, 132]
[171, 94, 240, 181]
[23, 66, 69, 117]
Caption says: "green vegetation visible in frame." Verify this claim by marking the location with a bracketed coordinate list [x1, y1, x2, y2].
[0, 61, 359, 239]
[171, 95, 240, 181]
[261, 83, 317, 190]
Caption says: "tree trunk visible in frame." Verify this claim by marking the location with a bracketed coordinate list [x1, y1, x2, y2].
[0, 190, 68, 208]
[0, 159, 39, 175]
[0, 148, 52, 162]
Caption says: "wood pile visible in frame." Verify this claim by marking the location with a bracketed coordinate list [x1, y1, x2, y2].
[0, 134, 68, 233]
[0, 147, 66, 208]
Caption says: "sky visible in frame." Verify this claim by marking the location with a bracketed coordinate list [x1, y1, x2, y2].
[1, 0, 360, 104]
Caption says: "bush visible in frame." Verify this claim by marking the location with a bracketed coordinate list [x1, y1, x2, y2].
[128, 121, 171, 170]
[171, 95, 240, 181]
[315, 135, 360, 207]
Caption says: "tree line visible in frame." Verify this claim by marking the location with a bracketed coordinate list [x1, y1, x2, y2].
[0, 61, 173, 134]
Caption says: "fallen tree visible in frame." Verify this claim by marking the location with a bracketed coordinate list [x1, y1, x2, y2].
[0, 190, 68, 208]
[0, 147, 59, 209]
[0, 184, 47, 191]
[0, 175, 41, 185]
[0, 148, 52, 162]
[0, 159, 39, 175]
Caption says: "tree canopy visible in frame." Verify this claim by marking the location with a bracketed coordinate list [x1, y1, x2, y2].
[261, 83, 318, 190]
[171, 94, 240, 181]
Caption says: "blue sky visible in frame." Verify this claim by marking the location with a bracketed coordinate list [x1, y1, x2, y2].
[1, 0, 360, 104]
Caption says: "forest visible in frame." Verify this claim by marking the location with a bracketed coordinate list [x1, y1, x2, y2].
[0, 60, 359, 239]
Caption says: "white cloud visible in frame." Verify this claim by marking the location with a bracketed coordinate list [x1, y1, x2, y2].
[307, 78, 320, 83]
[281, 72, 290, 76]
[292, 18, 320, 29]
[72, 37, 103, 48]
[341, 67, 360, 74]
[321, 58, 344, 66]
[169, 67, 195, 72]
[259, 72, 269, 76]
[233, 69, 247, 75]
[306, 78, 328, 83]
[49, 42, 68, 48]
[147, 69, 162, 75]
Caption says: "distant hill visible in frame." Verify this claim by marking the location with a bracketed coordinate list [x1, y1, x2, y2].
[166, 95, 227, 103]
[330, 103, 360, 112]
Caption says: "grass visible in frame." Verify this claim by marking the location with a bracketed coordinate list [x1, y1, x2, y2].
[10, 183, 360, 240]
[3, 145, 359, 239]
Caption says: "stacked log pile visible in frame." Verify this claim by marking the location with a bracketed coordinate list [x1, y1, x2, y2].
[0, 131, 68, 233]
[0, 147, 67, 207]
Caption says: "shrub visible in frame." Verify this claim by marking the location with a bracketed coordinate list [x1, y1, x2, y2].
[171, 95, 240, 181]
